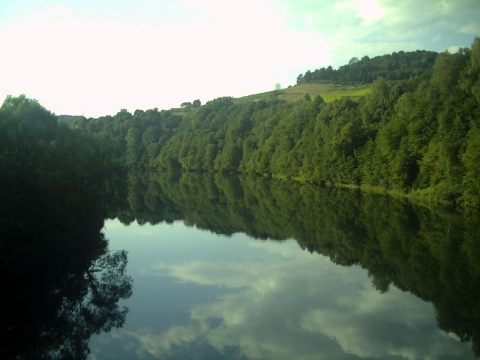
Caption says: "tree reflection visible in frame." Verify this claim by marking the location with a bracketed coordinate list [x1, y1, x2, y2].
[116, 171, 480, 357]
[0, 172, 132, 360]
[3, 252, 132, 359]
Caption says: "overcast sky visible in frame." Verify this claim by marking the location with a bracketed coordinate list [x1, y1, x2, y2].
[0, 0, 479, 117]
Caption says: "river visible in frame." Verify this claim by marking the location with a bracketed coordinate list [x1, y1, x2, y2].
[86, 173, 480, 359]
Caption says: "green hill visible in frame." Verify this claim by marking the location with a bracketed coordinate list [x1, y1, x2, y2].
[64, 36, 480, 207]
[297, 50, 438, 85]
[236, 83, 371, 104]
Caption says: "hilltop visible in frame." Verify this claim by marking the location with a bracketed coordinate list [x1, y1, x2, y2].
[232, 50, 440, 105]
[236, 83, 371, 104]
[297, 50, 439, 85]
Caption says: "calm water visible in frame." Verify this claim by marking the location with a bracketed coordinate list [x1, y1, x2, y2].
[3, 172, 479, 359]
[87, 217, 476, 360]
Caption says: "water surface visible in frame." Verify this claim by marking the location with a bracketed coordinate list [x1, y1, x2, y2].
[10, 168, 478, 359]
[88, 214, 476, 359]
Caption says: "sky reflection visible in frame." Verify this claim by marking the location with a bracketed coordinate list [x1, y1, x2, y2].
[88, 220, 474, 360]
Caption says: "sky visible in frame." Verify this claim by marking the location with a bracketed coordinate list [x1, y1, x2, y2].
[0, 0, 479, 117]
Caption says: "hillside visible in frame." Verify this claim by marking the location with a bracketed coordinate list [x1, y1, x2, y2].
[236, 83, 371, 104]
[66, 37, 480, 207]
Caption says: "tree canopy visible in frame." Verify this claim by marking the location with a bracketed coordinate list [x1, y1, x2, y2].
[296, 50, 438, 85]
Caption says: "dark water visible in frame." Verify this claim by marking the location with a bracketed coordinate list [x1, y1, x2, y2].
[3, 172, 480, 359]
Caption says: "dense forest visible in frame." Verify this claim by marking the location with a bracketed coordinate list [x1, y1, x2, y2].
[66, 37, 480, 207]
[296, 50, 439, 84]
[0, 95, 122, 207]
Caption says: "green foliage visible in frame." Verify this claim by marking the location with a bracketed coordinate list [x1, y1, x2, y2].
[67, 37, 480, 207]
[297, 50, 438, 85]
[462, 127, 480, 205]
[461, 38, 480, 103]
[0, 95, 127, 225]
[0, 95, 58, 173]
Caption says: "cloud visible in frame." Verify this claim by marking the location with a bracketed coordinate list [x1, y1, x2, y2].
[272, 0, 479, 68]
[98, 240, 475, 360]
[460, 22, 480, 35]
[335, 0, 386, 23]
[0, 0, 331, 116]
[1, 0, 479, 116]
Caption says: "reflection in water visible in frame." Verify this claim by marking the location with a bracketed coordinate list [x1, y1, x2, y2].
[140, 242, 441, 359]
[93, 221, 474, 359]
[104, 171, 480, 359]
[0, 176, 133, 359]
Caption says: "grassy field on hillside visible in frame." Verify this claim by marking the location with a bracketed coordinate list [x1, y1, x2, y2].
[236, 83, 372, 104]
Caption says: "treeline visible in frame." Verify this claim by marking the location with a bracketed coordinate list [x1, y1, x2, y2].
[296, 49, 438, 84]
[71, 37, 480, 207]
[70, 107, 183, 169]
[0, 95, 123, 225]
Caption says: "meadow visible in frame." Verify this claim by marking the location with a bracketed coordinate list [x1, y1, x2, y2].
[236, 82, 372, 103]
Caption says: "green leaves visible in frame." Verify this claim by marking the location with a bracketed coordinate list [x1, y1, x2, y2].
[0, 95, 58, 172]
[462, 127, 480, 205]
[297, 50, 437, 85]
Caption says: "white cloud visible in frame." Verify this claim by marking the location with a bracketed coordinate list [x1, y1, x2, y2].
[272, 0, 479, 69]
[335, 0, 385, 23]
[0, 0, 332, 116]
[460, 22, 480, 35]
[1, 0, 478, 116]
[356, 0, 385, 22]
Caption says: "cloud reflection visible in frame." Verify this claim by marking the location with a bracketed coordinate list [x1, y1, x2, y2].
[101, 241, 473, 359]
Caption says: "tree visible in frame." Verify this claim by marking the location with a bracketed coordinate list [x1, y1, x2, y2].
[349, 57, 359, 65]
[125, 127, 143, 167]
[462, 127, 480, 205]
[0, 94, 58, 173]
[461, 37, 480, 103]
